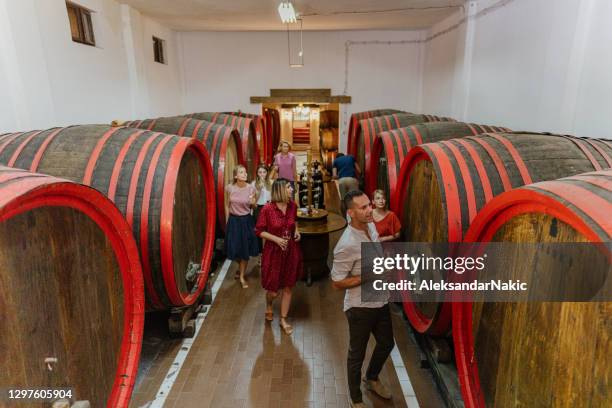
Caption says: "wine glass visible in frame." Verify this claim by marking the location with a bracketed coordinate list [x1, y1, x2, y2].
[281, 228, 291, 251]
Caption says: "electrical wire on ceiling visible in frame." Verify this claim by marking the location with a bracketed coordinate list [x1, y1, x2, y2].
[299, 5, 463, 18]
[342, 0, 517, 95]
[339, 0, 517, 141]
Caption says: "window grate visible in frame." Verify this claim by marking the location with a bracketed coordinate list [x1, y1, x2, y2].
[153, 36, 166, 64]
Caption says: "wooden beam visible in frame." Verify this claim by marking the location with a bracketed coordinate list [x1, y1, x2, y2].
[250, 95, 351, 104]
[270, 88, 331, 97]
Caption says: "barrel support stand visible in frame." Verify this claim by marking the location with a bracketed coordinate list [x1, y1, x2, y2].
[397, 305, 463, 407]
[168, 280, 212, 338]
[168, 305, 198, 338]
[300, 233, 331, 287]
[52, 400, 90, 408]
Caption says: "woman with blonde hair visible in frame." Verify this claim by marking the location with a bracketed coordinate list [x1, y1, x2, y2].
[225, 164, 258, 288]
[255, 178, 303, 334]
[272, 140, 297, 195]
[371, 189, 401, 242]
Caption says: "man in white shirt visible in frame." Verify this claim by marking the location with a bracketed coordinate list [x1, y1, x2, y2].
[331, 190, 394, 408]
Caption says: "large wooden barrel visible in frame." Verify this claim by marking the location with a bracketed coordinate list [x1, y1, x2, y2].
[455, 170, 611, 408]
[368, 122, 510, 201]
[391, 132, 612, 334]
[320, 128, 339, 152]
[123, 116, 244, 232]
[261, 110, 273, 165]
[319, 110, 339, 129]
[226, 111, 268, 164]
[263, 109, 276, 165]
[259, 113, 272, 165]
[0, 125, 216, 310]
[0, 166, 144, 407]
[187, 112, 259, 176]
[267, 108, 281, 156]
[347, 109, 404, 157]
[321, 150, 338, 174]
[355, 113, 455, 183]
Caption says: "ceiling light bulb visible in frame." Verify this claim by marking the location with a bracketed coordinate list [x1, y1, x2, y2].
[278, 2, 297, 24]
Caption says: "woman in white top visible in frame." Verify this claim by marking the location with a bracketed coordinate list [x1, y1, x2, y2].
[252, 164, 272, 256]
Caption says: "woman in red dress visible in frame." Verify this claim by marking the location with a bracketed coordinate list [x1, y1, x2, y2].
[255, 178, 303, 334]
[372, 189, 401, 242]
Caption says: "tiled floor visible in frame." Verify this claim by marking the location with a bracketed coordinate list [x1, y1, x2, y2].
[131, 259, 443, 408]
[130, 169, 444, 408]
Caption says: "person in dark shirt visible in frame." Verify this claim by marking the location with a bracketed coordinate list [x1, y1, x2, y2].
[333, 153, 361, 215]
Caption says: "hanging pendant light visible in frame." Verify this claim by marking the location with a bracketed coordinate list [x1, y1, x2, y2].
[287, 18, 304, 68]
[278, 1, 303, 67]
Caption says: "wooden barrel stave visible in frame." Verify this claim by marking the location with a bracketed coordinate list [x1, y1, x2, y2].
[392, 133, 612, 334]
[455, 170, 612, 408]
[368, 122, 510, 201]
[0, 167, 144, 407]
[0, 125, 215, 310]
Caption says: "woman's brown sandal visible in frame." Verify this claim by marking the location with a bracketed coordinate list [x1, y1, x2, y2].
[265, 309, 273, 322]
[279, 317, 293, 335]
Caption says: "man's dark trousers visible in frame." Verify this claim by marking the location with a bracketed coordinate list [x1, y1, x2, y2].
[345, 304, 395, 403]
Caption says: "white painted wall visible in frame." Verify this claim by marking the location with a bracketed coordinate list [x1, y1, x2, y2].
[0, 0, 183, 132]
[421, 11, 466, 119]
[122, 6, 185, 119]
[421, 0, 612, 139]
[3, 0, 611, 142]
[178, 30, 425, 150]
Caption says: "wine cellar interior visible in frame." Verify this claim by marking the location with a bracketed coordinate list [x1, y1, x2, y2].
[0, 1, 611, 408]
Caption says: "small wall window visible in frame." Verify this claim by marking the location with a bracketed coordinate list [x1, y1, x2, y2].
[66, 2, 95, 46]
[153, 36, 166, 64]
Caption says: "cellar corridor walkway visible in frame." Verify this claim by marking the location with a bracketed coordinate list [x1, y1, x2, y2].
[131, 258, 443, 408]
[130, 177, 442, 408]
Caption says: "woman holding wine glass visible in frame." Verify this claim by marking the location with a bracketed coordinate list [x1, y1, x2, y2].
[255, 178, 303, 334]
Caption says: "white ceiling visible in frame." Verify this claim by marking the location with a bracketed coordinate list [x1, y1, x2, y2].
[119, 0, 465, 31]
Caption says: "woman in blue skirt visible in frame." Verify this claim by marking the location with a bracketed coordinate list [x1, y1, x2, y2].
[225, 164, 259, 288]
